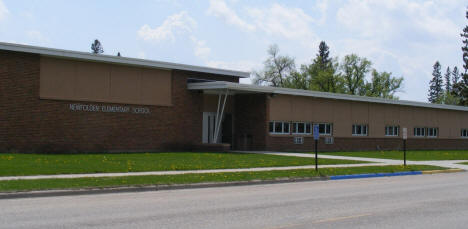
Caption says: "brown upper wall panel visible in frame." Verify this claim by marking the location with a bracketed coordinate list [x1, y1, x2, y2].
[40, 57, 172, 106]
[269, 94, 468, 138]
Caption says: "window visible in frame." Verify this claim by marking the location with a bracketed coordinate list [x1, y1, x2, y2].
[292, 122, 312, 135]
[352, 124, 368, 136]
[462, 129, 468, 138]
[293, 136, 304, 144]
[414, 127, 425, 137]
[427, 127, 438, 137]
[269, 121, 290, 134]
[385, 126, 399, 136]
[316, 123, 332, 135]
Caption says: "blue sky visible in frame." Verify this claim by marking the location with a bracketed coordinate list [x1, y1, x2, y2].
[0, 0, 466, 102]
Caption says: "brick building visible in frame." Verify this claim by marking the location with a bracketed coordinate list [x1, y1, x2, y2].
[1, 42, 467, 153]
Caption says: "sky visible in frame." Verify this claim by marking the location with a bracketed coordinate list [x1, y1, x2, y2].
[0, 0, 466, 102]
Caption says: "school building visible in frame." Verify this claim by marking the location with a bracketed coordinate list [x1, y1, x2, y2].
[1, 42, 467, 153]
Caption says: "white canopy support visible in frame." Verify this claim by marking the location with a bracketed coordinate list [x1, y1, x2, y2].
[213, 89, 229, 143]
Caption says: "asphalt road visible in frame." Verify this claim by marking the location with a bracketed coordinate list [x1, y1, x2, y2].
[1, 172, 468, 229]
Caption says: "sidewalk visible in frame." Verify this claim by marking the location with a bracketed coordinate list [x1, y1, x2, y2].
[0, 162, 385, 181]
[234, 151, 468, 170]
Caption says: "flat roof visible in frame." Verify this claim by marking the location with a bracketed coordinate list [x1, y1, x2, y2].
[0, 42, 250, 78]
[188, 81, 468, 112]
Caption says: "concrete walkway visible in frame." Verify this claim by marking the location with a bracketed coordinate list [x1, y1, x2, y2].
[0, 163, 385, 181]
[235, 151, 468, 170]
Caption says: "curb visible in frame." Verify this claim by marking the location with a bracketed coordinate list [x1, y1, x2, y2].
[330, 171, 422, 180]
[0, 169, 464, 199]
[0, 176, 329, 199]
[421, 168, 465, 174]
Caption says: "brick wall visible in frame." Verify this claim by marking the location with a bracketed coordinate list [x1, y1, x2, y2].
[0, 50, 238, 153]
[233, 94, 267, 150]
[265, 136, 468, 152]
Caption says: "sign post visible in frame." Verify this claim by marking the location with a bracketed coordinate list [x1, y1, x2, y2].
[402, 127, 407, 166]
[313, 124, 320, 171]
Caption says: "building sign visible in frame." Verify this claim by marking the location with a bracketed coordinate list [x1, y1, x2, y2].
[69, 103, 151, 114]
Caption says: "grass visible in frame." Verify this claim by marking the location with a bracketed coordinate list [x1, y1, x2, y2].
[0, 165, 444, 192]
[0, 152, 365, 176]
[320, 150, 468, 161]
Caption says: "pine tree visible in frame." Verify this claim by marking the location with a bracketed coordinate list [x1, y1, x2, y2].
[428, 61, 443, 103]
[316, 41, 331, 70]
[91, 39, 104, 54]
[452, 66, 460, 86]
[444, 66, 451, 92]
[453, 7, 468, 105]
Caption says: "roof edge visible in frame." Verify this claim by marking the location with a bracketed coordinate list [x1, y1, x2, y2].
[0, 42, 250, 78]
[188, 81, 468, 112]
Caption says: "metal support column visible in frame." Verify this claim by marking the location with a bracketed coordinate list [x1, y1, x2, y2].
[213, 89, 229, 143]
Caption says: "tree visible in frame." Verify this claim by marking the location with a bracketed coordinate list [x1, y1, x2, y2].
[91, 39, 104, 54]
[253, 44, 296, 87]
[364, 70, 403, 99]
[340, 54, 372, 95]
[301, 42, 344, 93]
[117, 52, 121, 57]
[316, 41, 331, 70]
[452, 66, 460, 86]
[428, 61, 443, 103]
[444, 66, 451, 92]
[452, 7, 468, 105]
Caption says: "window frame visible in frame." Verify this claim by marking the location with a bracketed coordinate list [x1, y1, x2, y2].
[315, 123, 332, 136]
[414, 127, 426, 137]
[292, 122, 312, 135]
[461, 129, 468, 138]
[269, 121, 290, 135]
[385, 126, 399, 137]
[426, 127, 438, 138]
[352, 124, 368, 136]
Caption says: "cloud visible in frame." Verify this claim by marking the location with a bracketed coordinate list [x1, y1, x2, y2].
[247, 4, 319, 48]
[0, 0, 9, 21]
[137, 11, 196, 42]
[205, 59, 258, 72]
[336, 0, 460, 40]
[26, 30, 50, 45]
[190, 36, 211, 58]
[207, 0, 255, 31]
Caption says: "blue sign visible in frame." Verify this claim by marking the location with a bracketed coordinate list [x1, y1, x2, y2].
[313, 124, 319, 140]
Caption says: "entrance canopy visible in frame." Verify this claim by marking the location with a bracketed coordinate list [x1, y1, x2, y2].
[188, 81, 468, 112]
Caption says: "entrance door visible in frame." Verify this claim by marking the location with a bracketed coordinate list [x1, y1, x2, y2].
[202, 112, 217, 143]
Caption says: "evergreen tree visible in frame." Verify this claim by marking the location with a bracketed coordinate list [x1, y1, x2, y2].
[453, 7, 468, 106]
[452, 66, 460, 86]
[444, 66, 451, 92]
[316, 41, 331, 70]
[117, 52, 121, 57]
[428, 61, 443, 103]
[91, 39, 104, 54]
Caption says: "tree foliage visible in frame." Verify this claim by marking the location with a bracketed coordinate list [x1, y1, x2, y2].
[428, 61, 443, 103]
[364, 70, 403, 99]
[340, 54, 372, 95]
[91, 39, 104, 54]
[452, 7, 468, 106]
[253, 44, 296, 87]
[254, 42, 404, 99]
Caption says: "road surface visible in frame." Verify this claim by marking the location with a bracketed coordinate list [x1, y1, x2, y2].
[1, 172, 468, 229]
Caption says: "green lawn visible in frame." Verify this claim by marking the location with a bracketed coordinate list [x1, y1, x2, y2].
[320, 150, 468, 161]
[0, 165, 443, 192]
[0, 152, 365, 176]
